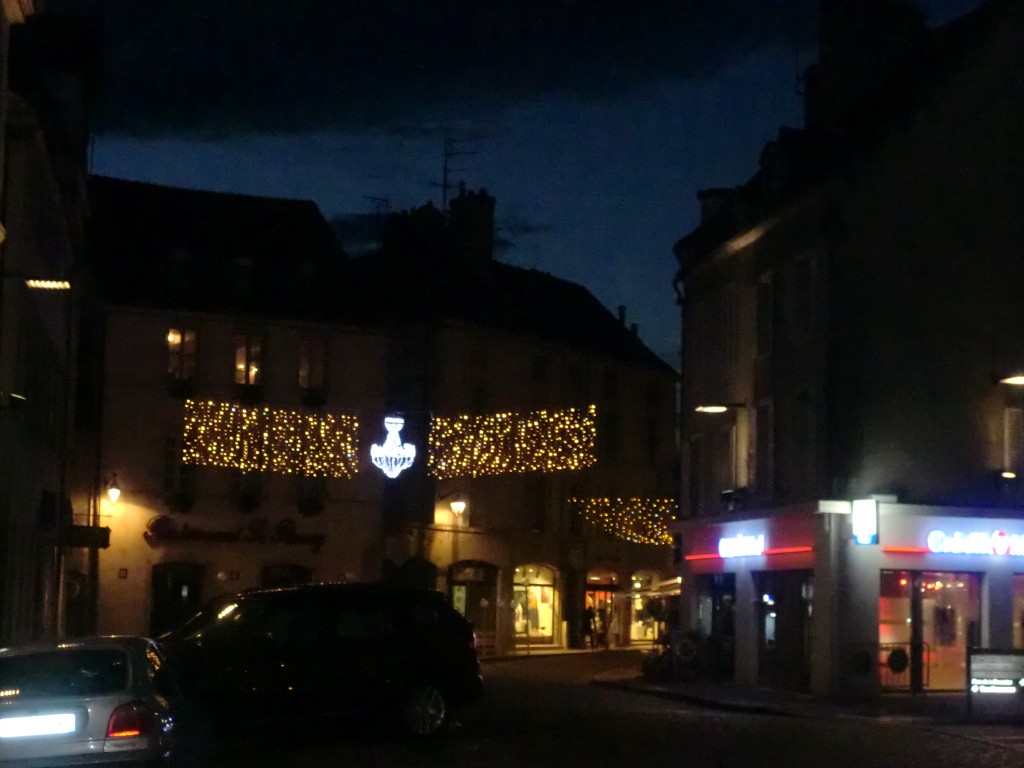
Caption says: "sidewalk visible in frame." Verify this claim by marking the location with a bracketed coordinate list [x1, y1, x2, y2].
[590, 664, 969, 722]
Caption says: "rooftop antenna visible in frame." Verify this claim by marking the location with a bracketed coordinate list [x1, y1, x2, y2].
[431, 136, 477, 212]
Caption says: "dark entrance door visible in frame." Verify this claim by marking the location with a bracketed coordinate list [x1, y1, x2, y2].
[754, 570, 812, 691]
[150, 562, 205, 636]
[449, 562, 497, 643]
[696, 573, 736, 676]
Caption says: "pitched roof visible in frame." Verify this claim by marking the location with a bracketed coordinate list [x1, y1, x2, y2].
[349, 246, 674, 374]
[87, 176, 674, 374]
[87, 175, 351, 321]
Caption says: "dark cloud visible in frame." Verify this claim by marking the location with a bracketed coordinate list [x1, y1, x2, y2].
[78, 0, 816, 137]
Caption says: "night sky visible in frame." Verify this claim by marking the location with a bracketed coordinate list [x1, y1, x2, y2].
[79, 0, 983, 367]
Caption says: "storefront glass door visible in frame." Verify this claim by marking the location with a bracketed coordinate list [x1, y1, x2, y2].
[879, 570, 981, 691]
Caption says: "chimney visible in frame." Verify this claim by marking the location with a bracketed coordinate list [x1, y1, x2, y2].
[448, 184, 496, 262]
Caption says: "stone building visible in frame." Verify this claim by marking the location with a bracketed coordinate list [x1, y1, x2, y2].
[673, 1, 1024, 696]
[82, 177, 678, 655]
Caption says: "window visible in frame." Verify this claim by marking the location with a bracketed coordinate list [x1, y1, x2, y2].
[1005, 406, 1024, 474]
[530, 477, 546, 532]
[532, 354, 549, 382]
[471, 383, 491, 413]
[719, 285, 737, 381]
[167, 328, 197, 380]
[601, 408, 619, 459]
[688, 435, 704, 517]
[234, 334, 263, 385]
[567, 363, 588, 400]
[296, 475, 326, 517]
[791, 257, 814, 340]
[163, 437, 195, 499]
[756, 272, 774, 356]
[754, 400, 774, 499]
[604, 368, 619, 400]
[298, 337, 327, 390]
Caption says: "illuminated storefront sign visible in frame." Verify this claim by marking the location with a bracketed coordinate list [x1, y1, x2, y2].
[370, 416, 417, 478]
[852, 499, 878, 545]
[970, 677, 1021, 694]
[718, 533, 765, 558]
[927, 529, 1024, 557]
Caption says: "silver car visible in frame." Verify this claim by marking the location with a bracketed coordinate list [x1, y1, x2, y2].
[0, 636, 182, 767]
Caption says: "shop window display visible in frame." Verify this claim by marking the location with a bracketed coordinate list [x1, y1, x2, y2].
[513, 565, 557, 644]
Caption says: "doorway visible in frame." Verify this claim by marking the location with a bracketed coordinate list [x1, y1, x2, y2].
[878, 569, 980, 691]
[150, 562, 205, 637]
[754, 570, 812, 691]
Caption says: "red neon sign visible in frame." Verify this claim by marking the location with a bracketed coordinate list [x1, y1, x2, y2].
[684, 545, 813, 562]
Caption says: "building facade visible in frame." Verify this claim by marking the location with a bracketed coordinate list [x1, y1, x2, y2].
[81, 178, 678, 655]
[673, 0, 1024, 697]
[0, 5, 97, 644]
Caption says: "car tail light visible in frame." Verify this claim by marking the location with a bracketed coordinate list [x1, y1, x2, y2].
[106, 702, 155, 739]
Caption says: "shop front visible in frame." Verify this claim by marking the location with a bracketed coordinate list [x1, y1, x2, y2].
[679, 501, 1024, 698]
[863, 507, 1024, 693]
[681, 512, 818, 692]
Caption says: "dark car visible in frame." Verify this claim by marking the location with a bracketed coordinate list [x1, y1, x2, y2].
[158, 582, 482, 737]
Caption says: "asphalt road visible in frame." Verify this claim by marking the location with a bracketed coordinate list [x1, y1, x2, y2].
[209, 650, 1024, 768]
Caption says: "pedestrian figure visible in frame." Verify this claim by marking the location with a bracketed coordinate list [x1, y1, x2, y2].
[582, 606, 597, 649]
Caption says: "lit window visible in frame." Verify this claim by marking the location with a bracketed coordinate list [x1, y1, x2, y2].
[235, 334, 263, 385]
[1005, 406, 1024, 475]
[298, 337, 326, 390]
[167, 328, 197, 380]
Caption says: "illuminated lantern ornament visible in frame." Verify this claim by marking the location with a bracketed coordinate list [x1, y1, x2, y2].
[371, 417, 417, 478]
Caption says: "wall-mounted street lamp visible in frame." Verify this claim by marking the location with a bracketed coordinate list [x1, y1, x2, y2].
[999, 375, 1024, 386]
[694, 403, 746, 414]
[105, 474, 121, 504]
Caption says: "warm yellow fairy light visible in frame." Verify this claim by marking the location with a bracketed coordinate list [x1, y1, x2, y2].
[182, 399, 359, 478]
[429, 404, 597, 479]
[570, 497, 677, 546]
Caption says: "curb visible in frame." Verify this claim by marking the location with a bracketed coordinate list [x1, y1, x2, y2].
[590, 678, 797, 718]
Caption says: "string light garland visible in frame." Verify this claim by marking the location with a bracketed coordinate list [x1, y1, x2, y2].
[570, 497, 677, 546]
[182, 399, 359, 478]
[429, 404, 597, 479]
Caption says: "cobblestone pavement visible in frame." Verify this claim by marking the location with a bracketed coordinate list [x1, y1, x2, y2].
[208, 651, 1024, 768]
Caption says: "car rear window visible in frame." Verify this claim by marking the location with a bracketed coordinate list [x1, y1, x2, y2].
[0, 649, 130, 697]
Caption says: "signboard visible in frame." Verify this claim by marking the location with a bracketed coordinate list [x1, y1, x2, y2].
[928, 529, 1024, 557]
[718, 533, 765, 558]
[967, 650, 1024, 721]
[852, 499, 878, 545]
